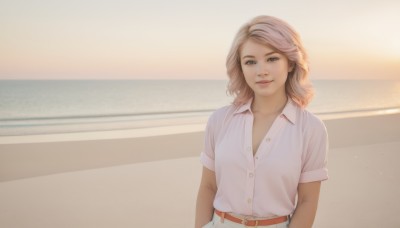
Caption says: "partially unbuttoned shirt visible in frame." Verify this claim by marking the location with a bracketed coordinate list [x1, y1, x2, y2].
[200, 98, 328, 218]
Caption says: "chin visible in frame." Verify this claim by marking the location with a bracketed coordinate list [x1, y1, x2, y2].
[254, 86, 286, 98]
[254, 90, 277, 97]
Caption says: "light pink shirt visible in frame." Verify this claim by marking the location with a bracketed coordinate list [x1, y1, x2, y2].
[200, 98, 328, 218]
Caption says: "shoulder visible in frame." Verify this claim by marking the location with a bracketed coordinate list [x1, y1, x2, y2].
[205, 103, 239, 137]
[298, 108, 327, 135]
[298, 109, 329, 157]
[208, 103, 239, 123]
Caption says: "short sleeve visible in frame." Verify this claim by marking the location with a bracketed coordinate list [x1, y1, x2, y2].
[200, 112, 217, 171]
[299, 117, 329, 183]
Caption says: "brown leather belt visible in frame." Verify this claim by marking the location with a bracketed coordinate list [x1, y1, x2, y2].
[215, 209, 288, 227]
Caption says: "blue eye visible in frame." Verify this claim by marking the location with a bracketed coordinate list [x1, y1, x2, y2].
[244, 60, 256, 65]
[267, 57, 279, 62]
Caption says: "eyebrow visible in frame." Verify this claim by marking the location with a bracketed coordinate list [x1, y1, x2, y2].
[242, 51, 277, 59]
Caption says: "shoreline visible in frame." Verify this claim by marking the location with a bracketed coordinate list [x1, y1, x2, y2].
[1, 105, 400, 139]
[1, 111, 400, 182]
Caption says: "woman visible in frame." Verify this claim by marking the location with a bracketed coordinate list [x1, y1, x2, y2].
[195, 15, 328, 228]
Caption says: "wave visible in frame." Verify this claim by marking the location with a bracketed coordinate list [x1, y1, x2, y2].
[313, 106, 400, 115]
[0, 109, 216, 122]
[2, 106, 400, 126]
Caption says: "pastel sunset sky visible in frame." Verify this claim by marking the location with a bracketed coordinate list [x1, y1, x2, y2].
[1, 0, 399, 80]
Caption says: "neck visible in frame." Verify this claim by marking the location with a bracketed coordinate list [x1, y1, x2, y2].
[251, 92, 288, 116]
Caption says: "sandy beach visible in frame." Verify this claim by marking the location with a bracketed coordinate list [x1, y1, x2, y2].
[1, 112, 399, 227]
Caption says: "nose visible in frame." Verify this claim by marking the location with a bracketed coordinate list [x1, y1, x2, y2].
[256, 62, 269, 77]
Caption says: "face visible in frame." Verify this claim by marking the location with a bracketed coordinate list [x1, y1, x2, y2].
[240, 39, 293, 99]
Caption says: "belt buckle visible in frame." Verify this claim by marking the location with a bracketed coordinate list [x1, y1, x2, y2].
[242, 217, 249, 227]
[241, 217, 258, 228]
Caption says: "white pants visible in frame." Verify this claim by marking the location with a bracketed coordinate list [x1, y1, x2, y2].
[203, 213, 289, 228]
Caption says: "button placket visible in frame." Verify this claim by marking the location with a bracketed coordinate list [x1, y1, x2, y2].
[258, 117, 286, 160]
[244, 114, 255, 163]
[244, 169, 255, 214]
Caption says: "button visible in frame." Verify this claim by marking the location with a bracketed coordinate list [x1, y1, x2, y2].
[265, 138, 271, 142]
[247, 198, 252, 204]
[246, 146, 252, 152]
[249, 173, 254, 178]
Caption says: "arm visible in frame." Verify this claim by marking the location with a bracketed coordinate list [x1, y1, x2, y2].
[195, 167, 217, 228]
[289, 181, 321, 228]
[290, 116, 328, 227]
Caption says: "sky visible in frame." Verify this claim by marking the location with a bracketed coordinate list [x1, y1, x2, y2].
[0, 0, 399, 80]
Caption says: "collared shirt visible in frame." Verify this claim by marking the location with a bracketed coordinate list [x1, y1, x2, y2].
[200, 98, 328, 218]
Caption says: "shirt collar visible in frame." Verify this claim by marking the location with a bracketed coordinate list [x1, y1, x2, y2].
[233, 97, 298, 125]
[233, 98, 253, 115]
[281, 98, 297, 125]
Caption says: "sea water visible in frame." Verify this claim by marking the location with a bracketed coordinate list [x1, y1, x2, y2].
[0, 80, 399, 136]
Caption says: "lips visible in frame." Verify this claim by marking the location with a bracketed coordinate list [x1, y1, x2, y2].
[256, 80, 273, 84]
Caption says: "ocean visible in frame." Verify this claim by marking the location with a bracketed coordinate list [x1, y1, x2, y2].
[1, 80, 399, 136]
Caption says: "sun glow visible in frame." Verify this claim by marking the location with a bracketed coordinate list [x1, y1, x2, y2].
[0, 0, 399, 80]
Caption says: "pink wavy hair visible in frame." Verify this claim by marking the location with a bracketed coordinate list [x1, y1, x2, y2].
[226, 15, 314, 108]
